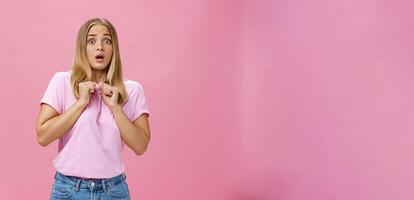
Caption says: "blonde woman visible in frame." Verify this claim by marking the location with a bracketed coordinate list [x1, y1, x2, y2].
[36, 18, 151, 200]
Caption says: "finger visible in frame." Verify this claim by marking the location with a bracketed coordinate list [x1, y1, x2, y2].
[103, 87, 112, 96]
[104, 84, 118, 93]
[85, 82, 93, 89]
[88, 82, 95, 92]
[103, 83, 113, 90]
[94, 82, 100, 89]
[102, 84, 111, 92]
[95, 82, 101, 90]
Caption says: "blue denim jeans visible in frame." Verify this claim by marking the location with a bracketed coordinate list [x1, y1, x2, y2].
[50, 171, 131, 200]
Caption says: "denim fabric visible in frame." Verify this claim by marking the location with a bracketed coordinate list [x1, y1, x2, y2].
[50, 171, 131, 200]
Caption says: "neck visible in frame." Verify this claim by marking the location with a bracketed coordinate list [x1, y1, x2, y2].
[92, 70, 106, 83]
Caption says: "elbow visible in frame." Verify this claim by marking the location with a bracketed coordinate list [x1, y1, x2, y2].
[134, 148, 147, 156]
[36, 129, 50, 147]
[134, 145, 149, 156]
[135, 151, 144, 156]
[37, 136, 49, 147]
[134, 135, 150, 156]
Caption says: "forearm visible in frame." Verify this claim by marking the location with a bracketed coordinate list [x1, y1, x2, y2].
[111, 106, 149, 155]
[37, 101, 86, 146]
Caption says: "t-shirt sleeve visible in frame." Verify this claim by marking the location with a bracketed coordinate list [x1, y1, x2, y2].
[40, 72, 64, 114]
[131, 85, 150, 121]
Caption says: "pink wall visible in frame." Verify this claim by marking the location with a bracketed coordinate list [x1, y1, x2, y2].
[0, 0, 413, 199]
[236, 0, 414, 199]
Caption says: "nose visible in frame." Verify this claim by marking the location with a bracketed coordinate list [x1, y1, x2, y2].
[96, 41, 103, 51]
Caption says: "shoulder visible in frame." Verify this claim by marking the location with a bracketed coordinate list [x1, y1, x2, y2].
[51, 71, 71, 80]
[47, 71, 71, 86]
[123, 79, 145, 93]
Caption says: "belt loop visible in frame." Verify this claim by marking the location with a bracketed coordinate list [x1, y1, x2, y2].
[54, 171, 58, 180]
[74, 179, 81, 192]
[102, 179, 107, 192]
[123, 173, 126, 180]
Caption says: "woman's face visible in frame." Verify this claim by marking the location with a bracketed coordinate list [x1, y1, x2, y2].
[86, 24, 113, 71]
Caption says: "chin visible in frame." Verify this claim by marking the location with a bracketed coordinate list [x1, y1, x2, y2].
[91, 64, 109, 71]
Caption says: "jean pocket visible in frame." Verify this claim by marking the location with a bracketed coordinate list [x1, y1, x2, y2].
[107, 180, 130, 198]
[51, 180, 74, 199]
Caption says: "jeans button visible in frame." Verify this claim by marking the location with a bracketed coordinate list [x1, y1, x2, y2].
[91, 182, 95, 187]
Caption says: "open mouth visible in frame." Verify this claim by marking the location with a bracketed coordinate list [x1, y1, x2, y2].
[95, 54, 105, 63]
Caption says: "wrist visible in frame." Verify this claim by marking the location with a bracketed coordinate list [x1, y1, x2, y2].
[109, 104, 122, 113]
[76, 100, 88, 109]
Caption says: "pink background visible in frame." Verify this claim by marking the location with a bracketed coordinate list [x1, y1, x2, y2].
[1, 0, 413, 199]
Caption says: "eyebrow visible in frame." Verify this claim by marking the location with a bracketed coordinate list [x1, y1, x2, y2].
[87, 34, 112, 37]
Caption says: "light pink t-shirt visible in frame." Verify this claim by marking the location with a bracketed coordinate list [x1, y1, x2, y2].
[40, 71, 150, 178]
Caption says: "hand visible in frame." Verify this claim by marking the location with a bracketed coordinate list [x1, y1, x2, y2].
[96, 82, 121, 109]
[78, 81, 97, 106]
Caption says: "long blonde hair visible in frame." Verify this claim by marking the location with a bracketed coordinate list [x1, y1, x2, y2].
[71, 17, 127, 105]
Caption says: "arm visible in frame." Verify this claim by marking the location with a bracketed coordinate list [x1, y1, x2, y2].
[37, 80, 96, 147]
[36, 101, 87, 147]
[111, 105, 151, 156]
[98, 82, 151, 155]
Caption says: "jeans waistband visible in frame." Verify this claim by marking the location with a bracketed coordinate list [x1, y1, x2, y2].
[53, 171, 127, 191]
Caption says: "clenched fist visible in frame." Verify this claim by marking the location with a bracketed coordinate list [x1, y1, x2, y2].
[96, 82, 120, 109]
[78, 81, 97, 106]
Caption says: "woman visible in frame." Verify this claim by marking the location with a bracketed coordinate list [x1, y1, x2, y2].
[36, 17, 151, 199]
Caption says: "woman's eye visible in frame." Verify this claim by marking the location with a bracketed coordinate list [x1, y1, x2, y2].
[87, 39, 95, 44]
[104, 38, 112, 44]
